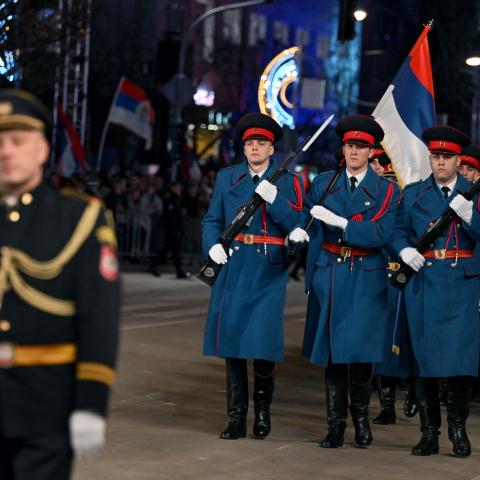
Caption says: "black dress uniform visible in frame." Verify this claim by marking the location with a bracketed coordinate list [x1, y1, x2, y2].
[0, 90, 120, 478]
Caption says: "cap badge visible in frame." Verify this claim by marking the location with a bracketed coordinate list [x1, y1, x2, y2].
[354, 131, 360, 137]
[0, 102, 12, 116]
[440, 140, 445, 147]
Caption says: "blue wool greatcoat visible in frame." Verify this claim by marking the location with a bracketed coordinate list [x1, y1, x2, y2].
[301, 167, 400, 367]
[202, 160, 304, 362]
[392, 173, 480, 377]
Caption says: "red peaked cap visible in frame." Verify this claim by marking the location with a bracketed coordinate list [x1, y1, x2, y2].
[422, 126, 470, 155]
[236, 113, 283, 144]
[335, 114, 384, 146]
[459, 144, 480, 170]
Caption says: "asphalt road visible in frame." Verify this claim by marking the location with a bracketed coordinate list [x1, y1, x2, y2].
[73, 272, 480, 480]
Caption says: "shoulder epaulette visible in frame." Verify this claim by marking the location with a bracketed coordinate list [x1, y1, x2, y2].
[60, 187, 101, 204]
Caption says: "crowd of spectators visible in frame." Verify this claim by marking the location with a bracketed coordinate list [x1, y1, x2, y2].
[46, 168, 218, 278]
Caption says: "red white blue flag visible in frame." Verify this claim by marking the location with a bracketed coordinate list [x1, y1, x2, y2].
[109, 77, 155, 149]
[373, 23, 435, 186]
[57, 103, 86, 177]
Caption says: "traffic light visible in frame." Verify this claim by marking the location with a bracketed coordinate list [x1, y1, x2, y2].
[338, 0, 357, 41]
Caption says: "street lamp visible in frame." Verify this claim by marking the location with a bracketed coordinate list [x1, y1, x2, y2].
[466, 56, 480, 67]
[353, 9, 367, 22]
[466, 56, 480, 142]
[169, 0, 274, 171]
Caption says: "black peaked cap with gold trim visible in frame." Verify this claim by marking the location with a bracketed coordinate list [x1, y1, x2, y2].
[0, 89, 51, 135]
[236, 113, 283, 144]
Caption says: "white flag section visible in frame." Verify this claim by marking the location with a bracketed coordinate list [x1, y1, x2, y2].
[374, 86, 432, 186]
[108, 77, 155, 149]
[372, 24, 435, 187]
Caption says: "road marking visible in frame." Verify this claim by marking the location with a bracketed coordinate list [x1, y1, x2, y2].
[134, 306, 208, 319]
[122, 319, 197, 331]
[121, 302, 182, 313]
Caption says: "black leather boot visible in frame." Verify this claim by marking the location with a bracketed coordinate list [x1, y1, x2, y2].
[320, 385, 348, 448]
[350, 381, 373, 448]
[404, 379, 418, 418]
[253, 368, 274, 439]
[373, 376, 397, 425]
[220, 359, 248, 439]
[447, 390, 471, 457]
[411, 379, 440, 456]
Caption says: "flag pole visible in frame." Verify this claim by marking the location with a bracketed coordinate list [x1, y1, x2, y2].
[96, 76, 124, 171]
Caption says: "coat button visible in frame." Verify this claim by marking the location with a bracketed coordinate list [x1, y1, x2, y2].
[336, 258, 342, 263]
[358, 257, 363, 262]
[21, 193, 33, 205]
[451, 263, 457, 268]
[337, 238, 342, 244]
[426, 261, 432, 267]
[256, 249, 261, 253]
[364, 201, 370, 206]
[234, 246, 239, 251]
[0, 320, 10, 332]
[8, 211, 20, 222]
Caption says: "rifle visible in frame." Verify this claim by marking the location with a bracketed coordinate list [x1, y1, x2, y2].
[287, 160, 345, 255]
[389, 178, 480, 289]
[196, 114, 334, 287]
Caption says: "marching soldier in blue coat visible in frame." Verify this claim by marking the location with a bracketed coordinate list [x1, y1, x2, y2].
[392, 126, 479, 457]
[202, 113, 304, 440]
[0, 89, 120, 478]
[289, 115, 400, 449]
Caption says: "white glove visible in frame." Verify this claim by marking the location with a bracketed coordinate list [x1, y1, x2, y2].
[310, 206, 348, 231]
[69, 411, 106, 461]
[255, 180, 277, 204]
[209, 243, 228, 264]
[449, 194, 473, 224]
[399, 247, 425, 272]
[289, 227, 310, 243]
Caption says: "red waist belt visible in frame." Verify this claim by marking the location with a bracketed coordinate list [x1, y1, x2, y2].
[322, 242, 378, 257]
[422, 249, 473, 260]
[235, 233, 285, 246]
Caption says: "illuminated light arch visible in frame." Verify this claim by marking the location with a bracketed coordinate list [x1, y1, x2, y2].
[258, 46, 300, 129]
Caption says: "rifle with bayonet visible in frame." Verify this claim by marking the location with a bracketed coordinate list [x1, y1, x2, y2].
[196, 114, 334, 287]
[389, 178, 480, 289]
[287, 159, 346, 256]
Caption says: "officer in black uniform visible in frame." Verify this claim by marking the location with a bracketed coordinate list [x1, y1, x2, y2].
[0, 89, 120, 479]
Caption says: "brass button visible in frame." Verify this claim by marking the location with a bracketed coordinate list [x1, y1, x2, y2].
[426, 261, 432, 267]
[0, 320, 10, 332]
[8, 211, 20, 222]
[21, 193, 33, 205]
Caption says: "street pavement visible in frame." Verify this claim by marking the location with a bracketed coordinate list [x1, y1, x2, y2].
[74, 272, 480, 480]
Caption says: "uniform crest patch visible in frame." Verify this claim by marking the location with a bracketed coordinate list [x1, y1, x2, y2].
[99, 245, 119, 281]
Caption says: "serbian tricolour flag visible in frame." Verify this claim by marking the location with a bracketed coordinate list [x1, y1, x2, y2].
[57, 103, 86, 177]
[108, 77, 155, 149]
[373, 22, 435, 186]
